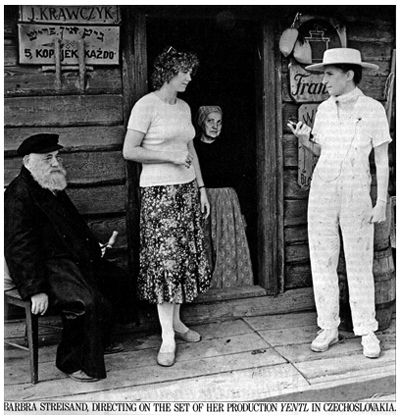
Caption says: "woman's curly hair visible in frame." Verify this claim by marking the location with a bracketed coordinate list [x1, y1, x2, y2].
[151, 46, 200, 90]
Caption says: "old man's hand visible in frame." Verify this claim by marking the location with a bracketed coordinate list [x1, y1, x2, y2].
[31, 293, 49, 315]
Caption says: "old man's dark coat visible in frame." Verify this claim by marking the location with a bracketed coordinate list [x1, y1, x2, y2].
[5, 166, 135, 379]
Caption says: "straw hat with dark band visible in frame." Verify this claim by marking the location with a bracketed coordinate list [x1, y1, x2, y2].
[305, 48, 379, 72]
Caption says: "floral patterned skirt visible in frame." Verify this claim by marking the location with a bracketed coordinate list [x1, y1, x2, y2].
[138, 180, 211, 304]
[203, 188, 254, 289]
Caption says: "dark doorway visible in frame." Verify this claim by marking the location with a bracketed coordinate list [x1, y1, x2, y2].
[146, 13, 259, 283]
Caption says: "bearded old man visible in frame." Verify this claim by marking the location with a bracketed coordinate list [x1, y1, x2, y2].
[4, 133, 135, 382]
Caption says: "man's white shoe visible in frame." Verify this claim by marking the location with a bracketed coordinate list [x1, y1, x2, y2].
[311, 329, 339, 352]
[361, 332, 381, 358]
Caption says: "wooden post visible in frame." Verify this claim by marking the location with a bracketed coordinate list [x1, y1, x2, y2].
[54, 38, 61, 90]
[78, 39, 86, 91]
[121, 7, 148, 298]
[255, 21, 284, 295]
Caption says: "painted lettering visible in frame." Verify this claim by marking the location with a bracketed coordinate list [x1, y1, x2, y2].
[48, 8, 57, 21]
[65, 8, 79, 20]
[39, 7, 48, 20]
[80, 7, 89, 20]
[35, 49, 55, 58]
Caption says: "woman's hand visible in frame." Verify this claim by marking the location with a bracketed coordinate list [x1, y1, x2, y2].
[369, 200, 387, 223]
[171, 151, 194, 169]
[287, 121, 312, 146]
[199, 188, 210, 219]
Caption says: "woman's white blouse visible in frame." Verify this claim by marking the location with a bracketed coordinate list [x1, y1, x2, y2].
[127, 92, 196, 187]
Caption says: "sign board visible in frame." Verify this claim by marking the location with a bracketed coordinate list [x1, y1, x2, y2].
[19, 6, 120, 24]
[289, 61, 329, 103]
[289, 17, 346, 103]
[297, 104, 319, 190]
[18, 23, 119, 65]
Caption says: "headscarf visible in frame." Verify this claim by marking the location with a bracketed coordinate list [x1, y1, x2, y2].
[196, 106, 223, 127]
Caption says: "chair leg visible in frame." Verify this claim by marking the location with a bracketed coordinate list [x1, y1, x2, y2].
[25, 304, 39, 384]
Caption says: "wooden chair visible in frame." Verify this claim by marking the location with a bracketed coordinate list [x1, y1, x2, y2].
[4, 261, 39, 384]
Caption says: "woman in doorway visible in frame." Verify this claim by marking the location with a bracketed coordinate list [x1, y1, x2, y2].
[194, 106, 253, 289]
[123, 47, 211, 367]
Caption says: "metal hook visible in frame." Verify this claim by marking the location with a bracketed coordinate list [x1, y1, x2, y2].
[291, 12, 301, 28]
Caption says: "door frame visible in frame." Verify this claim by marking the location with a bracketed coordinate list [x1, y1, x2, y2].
[121, 7, 284, 296]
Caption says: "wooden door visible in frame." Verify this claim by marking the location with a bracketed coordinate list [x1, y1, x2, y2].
[121, 8, 283, 298]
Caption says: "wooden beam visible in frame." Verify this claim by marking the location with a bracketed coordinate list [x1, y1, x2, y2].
[4, 66, 122, 97]
[4, 126, 125, 154]
[256, 22, 283, 295]
[4, 95, 123, 127]
[67, 185, 126, 215]
[121, 8, 148, 288]
[5, 151, 126, 187]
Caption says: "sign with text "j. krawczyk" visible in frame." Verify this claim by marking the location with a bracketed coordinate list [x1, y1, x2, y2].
[19, 6, 120, 24]
[18, 24, 120, 65]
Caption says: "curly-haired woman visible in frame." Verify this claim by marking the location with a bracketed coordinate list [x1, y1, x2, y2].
[123, 46, 211, 367]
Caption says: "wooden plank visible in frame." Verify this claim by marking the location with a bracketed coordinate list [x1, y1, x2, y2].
[348, 41, 394, 62]
[5, 362, 308, 402]
[181, 287, 316, 326]
[283, 134, 299, 167]
[285, 243, 310, 263]
[295, 346, 395, 382]
[4, 45, 17, 66]
[4, 66, 122, 96]
[284, 199, 308, 226]
[244, 311, 317, 331]
[87, 216, 127, 249]
[4, 333, 281, 392]
[196, 285, 266, 303]
[345, 19, 395, 44]
[4, 95, 123, 127]
[4, 126, 125, 154]
[267, 373, 395, 402]
[4, 151, 126, 187]
[258, 324, 319, 346]
[284, 224, 308, 244]
[282, 103, 300, 132]
[273, 330, 396, 366]
[67, 185, 126, 215]
[4, 319, 254, 363]
[255, 22, 282, 294]
[127, 288, 316, 334]
[5, 331, 277, 384]
[285, 263, 312, 289]
[121, 8, 147, 287]
[284, 169, 309, 199]
[72, 364, 308, 402]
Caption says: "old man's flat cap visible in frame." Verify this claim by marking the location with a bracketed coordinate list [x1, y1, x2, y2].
[17, 133, 63, 156]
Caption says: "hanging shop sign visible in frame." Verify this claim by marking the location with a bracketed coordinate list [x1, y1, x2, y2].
[280, 15, 346, 189]
[18, 6, 120, 66]
[288, 16, 346, 103]
[297, 104, 319, 190]
[19, 6, 120, 25]
[18, 23, 119, 65]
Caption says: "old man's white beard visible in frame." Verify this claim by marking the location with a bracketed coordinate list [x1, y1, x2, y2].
[28, 160, 68, 192]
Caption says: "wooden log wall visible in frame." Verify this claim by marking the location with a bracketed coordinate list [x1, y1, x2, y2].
[4, 6, 129, 270]
[281, 13, 396, 290]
